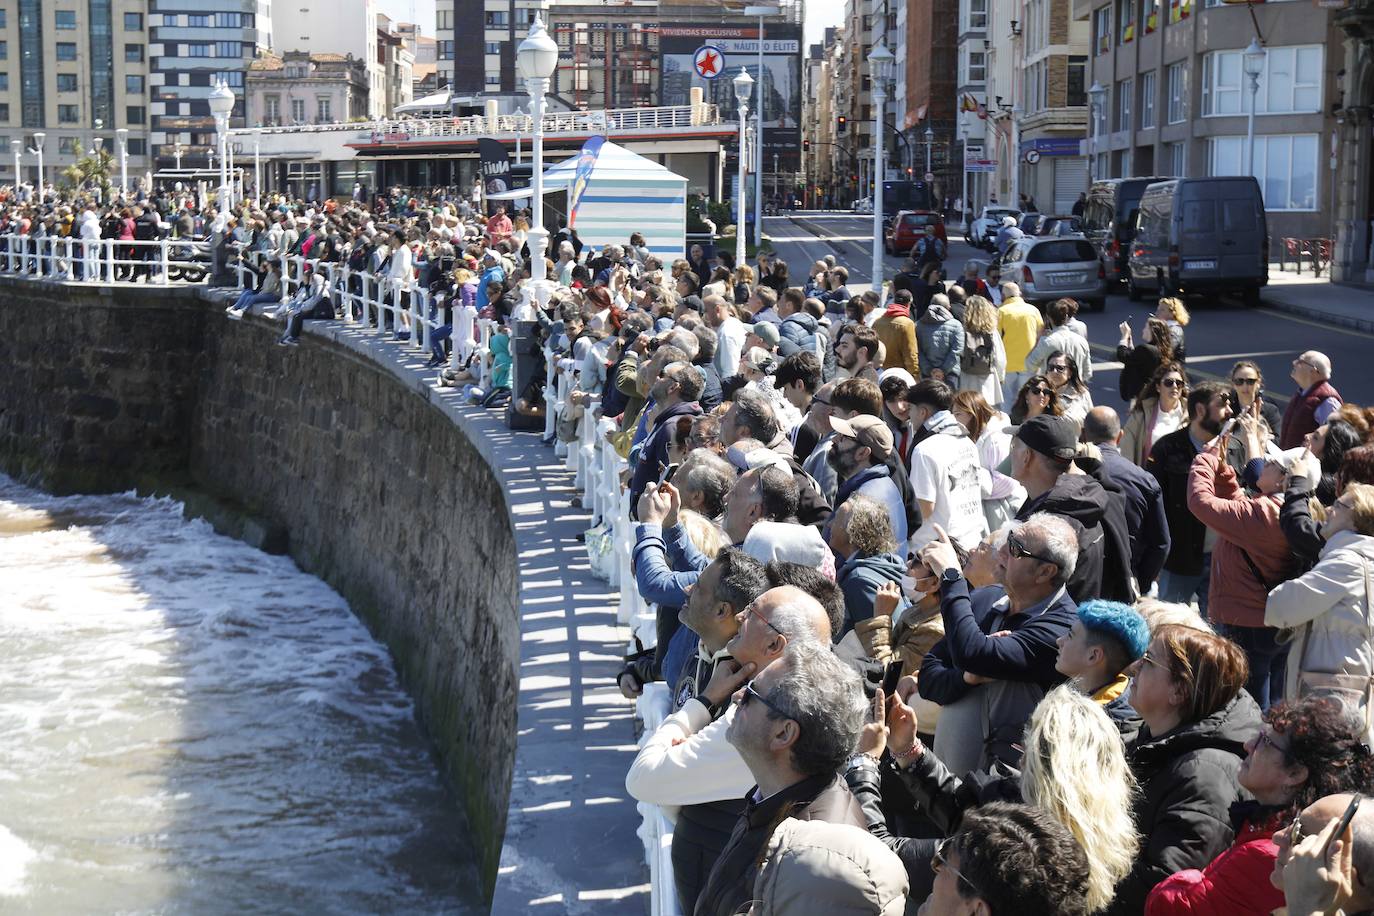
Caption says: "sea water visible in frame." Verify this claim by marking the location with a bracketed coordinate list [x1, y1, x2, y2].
[0, 475, 480, 914]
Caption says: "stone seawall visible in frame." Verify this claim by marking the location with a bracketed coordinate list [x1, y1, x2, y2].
[0, 279, 519, 900]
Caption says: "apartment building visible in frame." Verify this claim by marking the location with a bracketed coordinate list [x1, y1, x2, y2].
[905, 0, 960, 188]
[436, 0, 547, 94]
[546, 3, 659, 110]
[148, 1, 271, 170]
[1330, 7, 1374, 282]
[377, 15, 415, 116]
[1079, 0, 1339, 240]
[5, 0, 153, 183]
[272, 1, 386, 119]
[246, 51, 368, 127]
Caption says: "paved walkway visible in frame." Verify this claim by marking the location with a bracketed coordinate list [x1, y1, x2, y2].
[1261, 264, 1374, 332]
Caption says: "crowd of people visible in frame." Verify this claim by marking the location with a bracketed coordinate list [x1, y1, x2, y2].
[13, 176, 1374, 914]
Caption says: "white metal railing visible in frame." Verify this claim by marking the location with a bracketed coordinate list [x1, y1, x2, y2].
[0, 233, 209, 285]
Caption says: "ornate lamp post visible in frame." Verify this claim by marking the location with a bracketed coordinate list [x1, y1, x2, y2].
[208, 79, 236, 223]
[733, 68, 754, 272]
[115, 128, 129, 197]
[1088, 81, 1106, 182]
[868, 42, 895, 297]
[1243, 39, 1267, 176]
[516, 14, 559, 311]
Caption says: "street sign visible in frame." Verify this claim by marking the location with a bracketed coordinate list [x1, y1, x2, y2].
[693, 45, 725, 79]
[924, 171, 935, 182]
[1024, 150, 1041, 164]
[966, 159, 998, 173]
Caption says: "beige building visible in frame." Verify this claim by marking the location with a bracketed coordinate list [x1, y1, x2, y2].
[247, 52, 369, 128]
[4, 0, 153, 184]
[1078, 0, 1340, 242]
[378, 16, 416, 116]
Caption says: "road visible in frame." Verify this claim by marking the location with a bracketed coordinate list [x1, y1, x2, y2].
[764, 211, 1374, 409]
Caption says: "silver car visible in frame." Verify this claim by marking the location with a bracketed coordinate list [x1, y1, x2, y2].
[996, 235, 1107, 311]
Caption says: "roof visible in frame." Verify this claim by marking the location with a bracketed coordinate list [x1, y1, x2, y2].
[542, 141, 687, 187]
[248, 51, 355, 72]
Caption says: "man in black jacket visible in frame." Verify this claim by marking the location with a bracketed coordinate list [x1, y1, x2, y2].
[696, 640, 868, 916]
[720, 389, 831, 528]
[1082, 406, 1172, 594]
[1146, 381, 1246, 613]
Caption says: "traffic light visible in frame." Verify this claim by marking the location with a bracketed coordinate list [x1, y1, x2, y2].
[837, 115, 847, 134]
[803, 138, 811, 152]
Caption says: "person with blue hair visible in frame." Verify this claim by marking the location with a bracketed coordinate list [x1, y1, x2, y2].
[1055, 599, 1149, 742]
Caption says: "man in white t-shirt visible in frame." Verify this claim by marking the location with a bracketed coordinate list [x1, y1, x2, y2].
[905, 378, 989, 552]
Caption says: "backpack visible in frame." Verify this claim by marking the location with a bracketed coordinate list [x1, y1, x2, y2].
[961, 331, 995, 376]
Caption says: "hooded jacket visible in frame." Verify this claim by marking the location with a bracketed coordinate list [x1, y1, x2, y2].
[1266, 528, 1374, 734]
[915, 303, 964, 382]
[1107, 692, 1263, 916]
[629, 400, 703, 514]
[752, 817, 908, 916]
[836, 551, 906, 639]
[778, 311, 820, 359]
[1186, 451, 1294, 629]
[873, 303, 919, 378]
[1016, 469, 1132, 603]
[1145, 802, 1287, 916]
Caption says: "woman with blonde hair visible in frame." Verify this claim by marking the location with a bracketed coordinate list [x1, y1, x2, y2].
[732, 263, 755, 304]
[956, 295, 1006, 407]
[863, 685, 1138, 913]
[1156, 296, 1190, 361]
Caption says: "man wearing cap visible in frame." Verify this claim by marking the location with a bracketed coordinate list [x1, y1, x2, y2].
[823, 414, 908, 546]
[1010, 414, 1134, 603]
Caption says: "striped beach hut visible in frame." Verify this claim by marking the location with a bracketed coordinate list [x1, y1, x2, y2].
[541, 141, 688, 260]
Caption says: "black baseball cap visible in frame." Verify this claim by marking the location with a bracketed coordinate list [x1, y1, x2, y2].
[1015, 415, 1079, 462]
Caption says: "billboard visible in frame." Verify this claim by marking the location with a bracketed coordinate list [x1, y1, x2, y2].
[659, 23, 803, 172]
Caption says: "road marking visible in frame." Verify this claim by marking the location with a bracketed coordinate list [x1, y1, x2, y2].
[1255, 306, 1374, 341]
[1088, 341, 1284, 406]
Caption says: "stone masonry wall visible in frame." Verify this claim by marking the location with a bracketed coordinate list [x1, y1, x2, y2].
[0, 279, 519, 902]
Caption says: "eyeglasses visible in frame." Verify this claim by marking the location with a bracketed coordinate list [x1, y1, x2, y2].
[933, 838, 980, 895]
[1335, 498, 1356, 512]
[1028, 387, 1052, 398]
[1160, 378, 1186, 389]
[1255, 730, 1292, 758]
[739, 678, 791, 719]
[1046, 363, 1070, 373]
[1233, 377, 1260, 387]
[1294, 357, 1317, 369]
[1007, 532, 1056, 566]
[1139, 649, 1168, 671]
[743, 601, 788, 640]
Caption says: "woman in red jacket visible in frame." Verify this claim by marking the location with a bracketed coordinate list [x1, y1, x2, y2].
[1146, 694, 1374, 915]
[1186, 414, 1297, 709]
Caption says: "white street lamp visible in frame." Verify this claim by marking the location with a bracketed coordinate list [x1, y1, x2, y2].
[207, 79, 237, 225]
[959, 112, 970, 237]
[10, 139, 20, 187]
[174, 141, 184, 170]
[116, 128, 129, 198]
[253, 128, 262, 205]
[733, 67, 754, 272]
[744, 5, 779, 250]
[868, 42, 895, 298]
[924, 123, 935, 175]
[31, 131, 44, 197]
[1243, 38, 1267, 177]
[516, 13, 559, 311]
[1087, 81, 1106, 182]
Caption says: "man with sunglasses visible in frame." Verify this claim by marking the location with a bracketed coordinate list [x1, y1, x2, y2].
[1280, 350, 1343, 450]
[696, 640, 868, 916]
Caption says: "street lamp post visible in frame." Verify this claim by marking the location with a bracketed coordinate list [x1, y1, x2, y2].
[960, 113, 970, 236]
[208, 79, 236, 225]
[11, 139, 20, 187]
[116, 128, 129, 198]
[733, 68, 755, 272]
[1087, 81, 1106, 183]
[868, 43, 894, 297]
[1243, 39, 1266, 177]
[516, 14, 559, 312]
[744, 5, 777, 250]
[253, 128, 262, 205]
[174, 141, 184, 171]
[32, 132, 44, 197]
[924, 123, 934, 175]
[1010, 103, 1022, 206]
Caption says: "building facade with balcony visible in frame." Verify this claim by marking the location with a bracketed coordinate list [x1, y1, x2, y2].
[272, 0, 384, 119]
[956, 0, 992, 213]
[148, 0, 271, 170]
[4, 0, 153, 184]
[246, 52, 369, 129]
[905, 0, 961, 196]
[1079, 0, 1341, 243]
[437, 0, 548, 95]
[547, 5, 659, 111]
[377, 17, 415, 117]
[1012, 0, 1090, 213]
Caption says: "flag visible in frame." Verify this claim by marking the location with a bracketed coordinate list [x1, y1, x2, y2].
[567, 135, 607, 228]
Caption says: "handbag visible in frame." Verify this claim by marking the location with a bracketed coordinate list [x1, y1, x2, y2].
[1292, 554, 1374, 738]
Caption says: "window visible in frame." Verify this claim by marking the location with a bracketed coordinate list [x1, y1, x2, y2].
[573, 63, 589, 91]
[56, 42, 77, 60]
[55, 10, 76, 29]
[437, 9, 453, 30]
[1169, 0, 1191, 23]
[1068, 55, 1087, 107]
[58, 104, 79, 123]
[484, 42, 501, 55]
[216, 71, 244, 88]
[264, 95, 280, 123]
[1144, 0, 1161, 32]
[0, 41, 7, 60]
[316, 97, 331, 122]
[1210, 133, 1318, 209]
[1114, 78, 1133, 131]
[188, 14, 209, 27]
[124, 43, 143, 62]
[215, 12, 242, 28]
[1203, 46, 1321, 116]
[125, 74, 143, 94]
[57, 73, 78, 92]
[1167, 141, 1186, 174]
[0, 104, 8, 121]
[1093, 7, 1112, 55]
[290, 98, 305, 122]
[968, 0, 988, 29]
[188, 43, 210, 57]
[127, 138, 145, 156]
[126, 105, 144, 124]
[486, 73, 501, 86]
[966, 50, 986, 83]
[486, 11, 508, 26]
[123, 12, 142, 30]
[1140, 70, 1157, 128]
[1167, 61, 1186, 123]
[438, 40, 454, 59]
[0, 74, 8, 92]
[0, 10, 6, 27]
[216, 41, 240, 58]
[1118, 0, 1136, 43]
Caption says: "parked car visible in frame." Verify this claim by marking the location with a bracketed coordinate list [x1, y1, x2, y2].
[1018, 214, 1043, 236]
[996, 235, 1107, 310]
[1126, 176, 1268, 306]
[1082, 177, 1172, 285]
[1037, 215, 1083, 237]
[968, 206, 1023, 251]
[884, 210, 949, 254]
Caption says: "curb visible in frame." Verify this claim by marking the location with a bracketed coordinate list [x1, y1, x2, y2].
[1260, 292, 1374, 334]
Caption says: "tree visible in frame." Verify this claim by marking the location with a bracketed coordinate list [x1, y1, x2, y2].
[61, 148, 115, 200]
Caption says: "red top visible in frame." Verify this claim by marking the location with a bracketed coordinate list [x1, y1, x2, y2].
[1145, 813, 1285, 916]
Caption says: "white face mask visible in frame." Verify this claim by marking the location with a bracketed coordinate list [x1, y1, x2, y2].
[900, 575, 926, 603]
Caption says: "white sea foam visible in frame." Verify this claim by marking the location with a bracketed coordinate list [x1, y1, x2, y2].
[0, 476, 480, 914]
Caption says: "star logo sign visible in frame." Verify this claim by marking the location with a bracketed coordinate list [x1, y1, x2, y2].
[697, 50, 719, 76]
[694, 45, 724, 79]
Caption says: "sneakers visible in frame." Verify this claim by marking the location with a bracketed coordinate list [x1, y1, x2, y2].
[226, 308, 243, 321]
[277, 336, 299, 347]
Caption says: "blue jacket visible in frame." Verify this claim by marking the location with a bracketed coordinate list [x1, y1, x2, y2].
[777, 313, 819, 358]
[475, 264, 505, 312]
[632, 523, 702, 607]
[836, 551, 905, 638]
[629, 400, 703, 513]
[916, 303, 965, 380]
[1099, 444, 1172, 592]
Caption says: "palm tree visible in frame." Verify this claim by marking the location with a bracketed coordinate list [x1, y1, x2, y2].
[61, 148, 115, 200]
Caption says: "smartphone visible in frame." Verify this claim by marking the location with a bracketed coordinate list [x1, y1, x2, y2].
[1322, 793, 1364, 857]
[881, 659, 904, 698]
[1218, 417, 1239, 439]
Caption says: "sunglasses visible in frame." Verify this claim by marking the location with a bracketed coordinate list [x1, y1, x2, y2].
[933, 837, 980, 894]
[1028, 387, 1052, 398]
[738, 678, 791, 719]
[1007, 532, 1056, 566]
[1046, 364, 1070, 373]
[1233, 378, 1260, 387]
[1160, 378, 1186, 389]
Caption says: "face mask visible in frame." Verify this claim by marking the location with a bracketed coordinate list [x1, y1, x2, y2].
[900, 575, 926, 603]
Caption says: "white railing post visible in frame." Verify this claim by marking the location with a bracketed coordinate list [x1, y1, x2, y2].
[360, 272, 372, 327]
[160, 238, 170, 285]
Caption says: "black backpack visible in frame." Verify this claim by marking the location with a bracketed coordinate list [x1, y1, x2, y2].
[961, 330, 995, 376]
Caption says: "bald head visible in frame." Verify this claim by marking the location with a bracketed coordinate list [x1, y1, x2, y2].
[1304, 350, 1332, 379]
[761, 585, 832, 645]
[1081, 405, 1122, 445]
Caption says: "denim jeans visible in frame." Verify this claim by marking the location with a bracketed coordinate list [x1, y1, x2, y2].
[430, 324, 453, 361]
[1159, 552, 1212, 617]
[233, 290, 278, 314]
[1216, 622, 1289, 711]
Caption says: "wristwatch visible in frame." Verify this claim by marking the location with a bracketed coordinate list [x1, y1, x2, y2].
[846, 753, 878, 772]
[940, 567, 962, 586]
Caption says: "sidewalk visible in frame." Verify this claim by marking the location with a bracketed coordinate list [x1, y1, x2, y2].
[1257, 265, 1374, 333]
